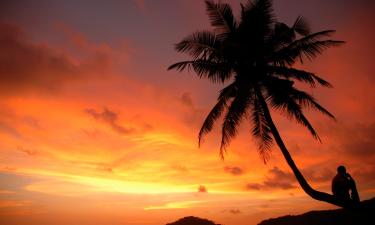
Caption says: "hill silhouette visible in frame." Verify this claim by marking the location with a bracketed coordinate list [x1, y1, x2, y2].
[166, 216, 220, 225]
[167, 198, 375, 225]
[258, 197, 375, 225]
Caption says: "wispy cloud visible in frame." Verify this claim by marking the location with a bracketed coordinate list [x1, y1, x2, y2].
[229, 209, 241, 214]
[246, 167, 296, 190]
[85, 108, 134, 135]
[224, 166, 244, 176]
[16, 146, 38, 156]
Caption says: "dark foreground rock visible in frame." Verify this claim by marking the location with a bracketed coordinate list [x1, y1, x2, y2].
[166, 216, 220, 225]
[258, 197, 375, 225]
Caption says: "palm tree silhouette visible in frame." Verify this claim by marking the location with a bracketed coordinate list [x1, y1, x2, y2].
[168, 0, 350, 207]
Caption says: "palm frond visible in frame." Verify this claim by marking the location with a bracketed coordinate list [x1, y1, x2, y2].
[175, 30, 220, 59]
[310, 73, 333, 87]
[270, 16, 310, 47]
[293, 30, 337, 42]
[293, 16, 310, 36]
[289, 88, 335, 119]
[272, 30, 345, 65]
[205, 0, 236, 39]
[198, 83, 237, 146]
[168, 60, 232, 83]
[220, 88, 252, 158]
[271, 95, 321, 141]
[239, 0, 274, 40]
[268, 66, 333, 87]
[241, 0, 273, 17]
[297, 40, 345, 63]
[265, 78, 321, 141]
[251, 98, 273, 163]
[273, 22, 295, 44]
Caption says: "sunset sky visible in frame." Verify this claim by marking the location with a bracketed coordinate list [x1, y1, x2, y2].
[0, 0, 374, 225]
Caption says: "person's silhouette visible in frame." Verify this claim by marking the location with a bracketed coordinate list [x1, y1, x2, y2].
[332, 165, 360, 203]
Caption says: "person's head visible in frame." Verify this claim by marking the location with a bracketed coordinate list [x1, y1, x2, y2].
[337, 165, 347, 175]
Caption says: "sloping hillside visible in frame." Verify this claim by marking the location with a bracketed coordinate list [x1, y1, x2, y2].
[258, 198, 375, 225]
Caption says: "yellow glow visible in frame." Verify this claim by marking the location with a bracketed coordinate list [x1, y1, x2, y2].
[144, 200, 203, 210]
[22, 171, 195, 195]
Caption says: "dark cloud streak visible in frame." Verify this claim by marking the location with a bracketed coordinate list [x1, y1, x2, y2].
[85, 108, 134, 135]
[247, 167, 296, 191]
[224, 166, 244, 176]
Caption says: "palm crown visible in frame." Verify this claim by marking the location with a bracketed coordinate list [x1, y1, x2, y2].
[169, 0, 343, 161]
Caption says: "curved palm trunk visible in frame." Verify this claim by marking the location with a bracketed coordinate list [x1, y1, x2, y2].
[255, 89, 352, 208]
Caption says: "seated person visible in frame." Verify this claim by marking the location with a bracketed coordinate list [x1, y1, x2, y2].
[332, 165, 359, 203]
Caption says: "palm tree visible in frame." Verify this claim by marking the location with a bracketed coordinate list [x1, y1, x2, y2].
[168, 0, 350, 207]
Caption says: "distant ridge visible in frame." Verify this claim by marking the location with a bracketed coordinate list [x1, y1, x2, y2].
[258, 197, 375, 225]
[166, 216, 221, 225]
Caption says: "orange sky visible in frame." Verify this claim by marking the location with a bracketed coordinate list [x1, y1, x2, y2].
[0, 1, 375, 225]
